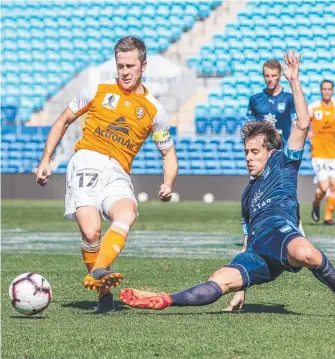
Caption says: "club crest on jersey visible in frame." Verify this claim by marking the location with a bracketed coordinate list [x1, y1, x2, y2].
[136, 107, 145, 119]
[277, 103, 286, 113]
[102, 93, 120, 110]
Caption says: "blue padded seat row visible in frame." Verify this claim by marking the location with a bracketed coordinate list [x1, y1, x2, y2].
[2, 1, 220, 124]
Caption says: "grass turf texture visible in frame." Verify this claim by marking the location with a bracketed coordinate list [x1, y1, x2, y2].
[2, 255, 334, 359]
[2, 199, 335, 236]
[2, 200, 335, 359]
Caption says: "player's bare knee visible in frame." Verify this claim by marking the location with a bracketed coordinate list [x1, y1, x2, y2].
[209, 268, 240, 294]
[292, 246, 318, 267]
[83, 228, 101, 244]
[319, 183, 329, 194]
[113, 208, 137, 227]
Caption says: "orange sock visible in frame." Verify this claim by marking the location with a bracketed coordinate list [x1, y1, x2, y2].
[314, 188, 325, 207]
[325, 196, 335, 221]
[92, 222, 128, 271]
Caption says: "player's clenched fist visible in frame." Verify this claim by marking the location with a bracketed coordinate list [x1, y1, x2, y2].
[159, 184, 172, 202]
[36, 162, 51, 187]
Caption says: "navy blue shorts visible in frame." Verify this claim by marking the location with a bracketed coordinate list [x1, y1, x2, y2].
[227, 219, 303, 289]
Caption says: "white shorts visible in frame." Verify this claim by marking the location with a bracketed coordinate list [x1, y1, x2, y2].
[311, 158, 335, 182]
[64, 149, 137, 221]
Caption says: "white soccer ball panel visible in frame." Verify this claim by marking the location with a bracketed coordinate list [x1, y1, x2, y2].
[9, 273, 52, 315]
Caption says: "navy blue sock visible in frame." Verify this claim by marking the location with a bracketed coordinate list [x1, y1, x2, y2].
[309, 252, 335, 293]
[170, 281, 223, 306]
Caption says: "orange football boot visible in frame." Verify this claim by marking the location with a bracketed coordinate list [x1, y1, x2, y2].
[83, 268, 123, 290]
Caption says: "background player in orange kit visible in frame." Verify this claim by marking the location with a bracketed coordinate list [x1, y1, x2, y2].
[309, 80, 335, 225]
[36, 36, 178, 313]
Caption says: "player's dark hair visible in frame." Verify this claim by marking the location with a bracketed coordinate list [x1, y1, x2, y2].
[263, 59, 281, 73]
[242, 121, 282, 151]
[114, 36, 146, 64]
[320, 79, 334, 90]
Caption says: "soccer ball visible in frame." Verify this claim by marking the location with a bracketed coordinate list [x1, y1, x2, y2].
[203, 193, 214, 203]
[9, 273, 52, 315]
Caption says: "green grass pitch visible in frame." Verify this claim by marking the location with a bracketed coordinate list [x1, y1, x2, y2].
[1, 200, 335, 359]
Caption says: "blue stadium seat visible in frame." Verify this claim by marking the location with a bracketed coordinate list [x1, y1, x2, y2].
[219, 152, 234, 161]
[189, 152, 203, 160]
[205, 160, 222, 174]
[177, 159, 191, 175]
[1, 167, 18, 174]
[221, 159, 236, 171]
[177, 152, 189, 161]
[195, 106, 209, 135]
[190, 160, 206, 175]
[209, 106, 223, 135]
[203, 143, 219, 153]
[188, 143, 204, 153]
[204, 152, 218, 161]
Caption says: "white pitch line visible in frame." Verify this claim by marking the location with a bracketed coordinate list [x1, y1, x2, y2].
[1, 230, 334, 259]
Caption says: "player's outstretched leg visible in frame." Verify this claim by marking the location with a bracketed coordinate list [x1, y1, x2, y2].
[119, 288, 172, 310]
[309, 252, 335, 293]
[119, 267, 243, 310]
[287, 237, 335, 293]
[83, 268, 123, 290]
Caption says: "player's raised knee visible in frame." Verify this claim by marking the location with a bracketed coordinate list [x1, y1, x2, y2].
[209, 267, 243, 293]
[291, 245, 319, 267]
[115, 208, 137, 226]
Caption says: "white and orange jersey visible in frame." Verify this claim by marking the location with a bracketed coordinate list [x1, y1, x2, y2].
[68, 80, 174, 174]
[308, 99, 335, 159]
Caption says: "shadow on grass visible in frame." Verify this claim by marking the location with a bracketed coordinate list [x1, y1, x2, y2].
[131, 303, 303, 316]
[240, 303, 300, 314]
[61, 300, 129, 313]
[308, 223, 327, 227]
[10, 315, 48, 319]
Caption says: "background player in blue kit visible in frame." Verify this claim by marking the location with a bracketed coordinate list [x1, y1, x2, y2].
[119, 51, 335, 311]
[247, 59, 297, 142]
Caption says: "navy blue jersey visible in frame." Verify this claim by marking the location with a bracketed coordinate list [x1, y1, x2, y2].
[241, 144, 303, 236]
[247, 89, 297, 141]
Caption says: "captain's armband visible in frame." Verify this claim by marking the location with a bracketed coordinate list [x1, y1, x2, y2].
[153, 130, 173, 149]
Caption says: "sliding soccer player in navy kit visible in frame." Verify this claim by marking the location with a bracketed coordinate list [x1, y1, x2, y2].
[119, 51, 334, 311]
[247, 58, 305, 235]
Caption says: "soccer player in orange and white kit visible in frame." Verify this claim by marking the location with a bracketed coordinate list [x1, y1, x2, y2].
[36, 36, 178, 313]
[309, 80, 335, 225]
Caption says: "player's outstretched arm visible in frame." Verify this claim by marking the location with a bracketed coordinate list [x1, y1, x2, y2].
[281, 50, 310, 151]
[159, 145, 178, 202]
[36, 106, 78, 186]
